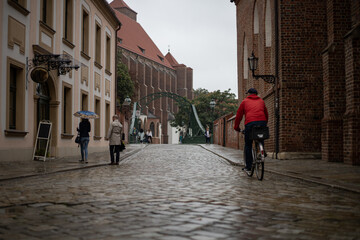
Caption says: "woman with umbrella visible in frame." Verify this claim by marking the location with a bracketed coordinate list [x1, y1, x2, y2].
[74, 111, 97, 163]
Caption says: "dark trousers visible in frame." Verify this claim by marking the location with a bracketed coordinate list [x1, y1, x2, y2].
[110, 145, 120, 163]
[244, 121, 267, 169]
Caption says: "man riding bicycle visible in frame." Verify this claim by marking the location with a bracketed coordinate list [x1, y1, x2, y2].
[234, 88, 268, 172]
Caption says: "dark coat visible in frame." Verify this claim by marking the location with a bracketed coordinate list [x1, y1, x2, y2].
[78, 120, 91, 137]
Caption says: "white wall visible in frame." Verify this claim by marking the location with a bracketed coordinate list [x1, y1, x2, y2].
[168, 122, 183, 144]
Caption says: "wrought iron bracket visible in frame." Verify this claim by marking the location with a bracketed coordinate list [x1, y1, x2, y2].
[32, 54, 80, 76]
[252, 74, 276, 84]
[26, 54, 80, 89]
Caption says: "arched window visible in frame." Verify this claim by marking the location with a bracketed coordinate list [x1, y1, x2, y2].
[254, 2, 259, 34]
[150, 122, 155, 137]
[265, 0, 272, 47]
[243, 38, 248, 79]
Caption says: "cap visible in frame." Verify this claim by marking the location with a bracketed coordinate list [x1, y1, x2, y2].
[246, 88, 258, 95]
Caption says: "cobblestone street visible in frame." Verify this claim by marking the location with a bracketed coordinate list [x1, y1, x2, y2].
[0, 145, 359, 239]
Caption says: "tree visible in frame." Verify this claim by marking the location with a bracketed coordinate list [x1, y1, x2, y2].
[171, 88, 238, 132]
[116, 57, 134, 110]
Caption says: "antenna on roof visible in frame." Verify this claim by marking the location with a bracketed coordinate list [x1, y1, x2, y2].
[168, 45, 170, 53]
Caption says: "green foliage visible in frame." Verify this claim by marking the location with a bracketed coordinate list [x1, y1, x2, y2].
[170, 102, 191, 129]
[171, 88, 238, 132]
[117, 57, 134, 109]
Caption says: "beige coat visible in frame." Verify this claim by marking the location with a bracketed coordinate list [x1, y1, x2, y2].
[106, 120, 123, 145]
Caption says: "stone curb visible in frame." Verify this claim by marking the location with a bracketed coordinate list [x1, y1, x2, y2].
[0, 146, 145, 182]
[199, 145, 360, 194]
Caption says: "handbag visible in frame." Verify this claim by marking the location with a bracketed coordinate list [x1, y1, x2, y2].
[75, 134, 81, 144]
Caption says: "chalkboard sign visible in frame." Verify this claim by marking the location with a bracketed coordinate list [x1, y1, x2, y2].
[38, 122, 51, 139]
[33, 120, 52, 161]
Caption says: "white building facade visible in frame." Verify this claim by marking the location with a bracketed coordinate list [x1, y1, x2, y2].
[0, 0, 120, 161]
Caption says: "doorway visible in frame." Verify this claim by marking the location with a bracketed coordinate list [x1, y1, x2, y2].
[37, 83, 50, 123]
[36, 83, 50, 156]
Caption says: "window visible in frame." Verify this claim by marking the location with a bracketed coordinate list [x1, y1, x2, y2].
[105, 102, 110, 137]
[95, 23, 101, 65]
[265, 0, 272, 47]
[6, 58, 26, 134]
[41, 0, 53, 28]
[62, 84, 72, 134]
[150, 122, 155, 138]
[243, 38, 248, 79]
[7, 0, 29, 16]
[81, 92, 88, 111]
[254, 3, 259, 34]
[10, 0, 26, 8]
[105, 34, 111, 72]
[94, 98, 101, 138]
[9, 67, 17, 129]
[82, 8, 89, 56]
[158, 55, 164, 62]
[63, 0, 73, 43]
[138, 46, 145, 54]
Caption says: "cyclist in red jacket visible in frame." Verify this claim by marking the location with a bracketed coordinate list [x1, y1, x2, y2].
[234, 88, 268, 171]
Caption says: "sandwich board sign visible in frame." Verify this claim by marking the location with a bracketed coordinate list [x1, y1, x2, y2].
[33, 120, 52, 161]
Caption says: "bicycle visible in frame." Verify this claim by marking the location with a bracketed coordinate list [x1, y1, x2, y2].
[241, 126, 269, 181]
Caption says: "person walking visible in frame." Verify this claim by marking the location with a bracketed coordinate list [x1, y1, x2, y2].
[77, 118, 91, 163]
[132, 127, 138, 143]
[146, 129, 153, 143]
[205, 126, 211, 144]
[105, 115, 123, 165]
[138, 129, 145, 143]
[233, 88, 268, 172]
[179, 132, 183, 144]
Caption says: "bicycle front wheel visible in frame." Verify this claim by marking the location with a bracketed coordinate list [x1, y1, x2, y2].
[255, 142, 264, 180]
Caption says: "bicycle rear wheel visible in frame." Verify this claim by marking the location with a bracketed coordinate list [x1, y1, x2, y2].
[243, 146, 254, 177]
[255, 142, 264, 180]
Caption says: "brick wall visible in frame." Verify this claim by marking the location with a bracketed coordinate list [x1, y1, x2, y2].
[343, 0, 360, 164]
[279, 0, 326, 154]
[236, 0, 277, 154]
[227, 0, 359, 164]
[118, 48, 193, 144]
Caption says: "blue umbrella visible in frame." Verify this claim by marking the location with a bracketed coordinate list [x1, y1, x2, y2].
[73, 111, 99, 119]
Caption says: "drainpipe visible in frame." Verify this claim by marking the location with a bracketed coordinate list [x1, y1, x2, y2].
[115, 24, 121, 115]
[274, 0, 280, 159]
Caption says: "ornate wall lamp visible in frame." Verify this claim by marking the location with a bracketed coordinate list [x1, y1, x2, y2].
[248, 52, 275, 84]
[26, 54, 80, 88]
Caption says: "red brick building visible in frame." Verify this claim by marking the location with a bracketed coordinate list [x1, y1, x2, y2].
[110, 0, 193, 144]
[224, 0, 359, 164]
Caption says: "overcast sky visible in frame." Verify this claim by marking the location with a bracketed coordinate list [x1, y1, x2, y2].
[109, 0, 238, 97]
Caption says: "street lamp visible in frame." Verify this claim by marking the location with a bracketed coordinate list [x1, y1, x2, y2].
[248, 51, 280, 159]
[209, 99, 216, 109]
[209, 99, 216, 144]
[248, 52, 275, 84]
[121, 96, 132, 143]
[123, 96, 131, 106]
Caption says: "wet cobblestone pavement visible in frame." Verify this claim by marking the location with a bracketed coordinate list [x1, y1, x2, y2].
[0, 145, 359, 239]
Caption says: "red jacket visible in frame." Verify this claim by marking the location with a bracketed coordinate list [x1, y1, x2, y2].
[234, 94, 268, 131]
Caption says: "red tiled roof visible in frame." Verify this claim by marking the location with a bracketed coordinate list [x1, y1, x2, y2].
[165, 52, 179, 67]
[112, 5, 173, 69]
[109, 0, 134, 12]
